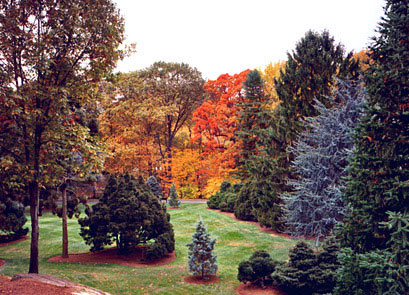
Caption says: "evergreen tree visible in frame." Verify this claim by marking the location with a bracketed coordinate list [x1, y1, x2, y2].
[269, 30, 360, 210]
[79, 174, 174, 258]
[0, 197, 28, 240]
[220, 182, 242, 213]
[168, 183, 181, 207]
[283, 80, 366, 244]
[186, 218, 218, 279]
[335, 1, 409, 294]
[338, 0, 409, 253]
[147, 175, 163, 199]
[272, 240, 340, 295]
[234, 70, 284, 229]
[236, 70, 270, 178]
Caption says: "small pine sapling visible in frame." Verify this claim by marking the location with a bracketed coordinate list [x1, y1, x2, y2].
[186, 218, 218, 279]
[168, 183, 181, 207]
[147, 175, 163, 199]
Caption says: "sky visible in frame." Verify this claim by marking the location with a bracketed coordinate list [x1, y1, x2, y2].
[113, 0, 385, 80]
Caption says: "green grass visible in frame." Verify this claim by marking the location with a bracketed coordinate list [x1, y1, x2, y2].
[0, 203, 297, 294]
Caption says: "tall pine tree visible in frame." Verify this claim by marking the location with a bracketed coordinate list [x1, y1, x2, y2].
[335, 1, 409, 294]
[234, 70, 283, 229]
[272, 30, 360, 200]
[338, 0, 409, 253]
[236, 70, 270, 178]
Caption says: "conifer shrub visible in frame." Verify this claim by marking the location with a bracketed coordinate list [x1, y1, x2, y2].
[234, 181, 257, 221]
[271, 239, 340, 295]
[168, 183, 181, 207]
[79, 173, 174, 259]
[220, 182, 242, 213]
[0, 198, 28, 241]
[186, 218, 218, 279]
[207, 181, 231, 209]
[237, 250, 279, 288]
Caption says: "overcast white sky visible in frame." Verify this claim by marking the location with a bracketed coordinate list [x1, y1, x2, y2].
[113, 0, 385, 80]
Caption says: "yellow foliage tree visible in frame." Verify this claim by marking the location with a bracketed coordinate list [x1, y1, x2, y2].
[260, 60, 286, 109]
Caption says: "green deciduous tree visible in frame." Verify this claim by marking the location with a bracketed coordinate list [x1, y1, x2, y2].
[0, 0, 124, 273]
[137, 62, 206, 193]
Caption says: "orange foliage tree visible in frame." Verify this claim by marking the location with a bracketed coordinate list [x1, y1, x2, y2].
[98, 73, 163, 177]
[191, 70, 250, 197]
[353, 49, 371, 72]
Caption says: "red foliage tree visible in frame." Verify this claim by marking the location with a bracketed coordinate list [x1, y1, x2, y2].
[192, 70, 250, 171]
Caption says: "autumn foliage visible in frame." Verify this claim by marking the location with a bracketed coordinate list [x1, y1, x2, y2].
[190, 70, 250, 196]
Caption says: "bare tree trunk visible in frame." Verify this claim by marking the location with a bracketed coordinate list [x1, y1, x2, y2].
[62, 183, 68, 258]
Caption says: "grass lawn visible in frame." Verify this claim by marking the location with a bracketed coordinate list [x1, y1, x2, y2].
[0, 203, 297, 295]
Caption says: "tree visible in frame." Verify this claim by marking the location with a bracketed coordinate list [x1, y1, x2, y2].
[137, 62, 206, 193]
[234, 70, 283, 230]
[335, 1, 409, 293]
[168, 183, 181, 207]
[98, 72, 162, 176]
[147, 175, 163, 199]
[260, 60, 286, 109]
[236, 70, 270, 178]
[192, 70, 250, 183]
[282, 80, 366, 244]
[338, 0, 409, 253]
[79, 174, 175, 258]
[237, 250, 278, 288]
[0, 0, 124, 273]
[171, 148, 203, 199]
[270, 30, 360, 203]
[335, 212, 409, 295]
[186, 218, 218, 279]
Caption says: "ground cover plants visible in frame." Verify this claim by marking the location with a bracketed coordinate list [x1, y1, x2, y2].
[0, 203, 297, 295]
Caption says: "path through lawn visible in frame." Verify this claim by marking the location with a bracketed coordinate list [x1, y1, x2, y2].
[0, 203, 297, 295]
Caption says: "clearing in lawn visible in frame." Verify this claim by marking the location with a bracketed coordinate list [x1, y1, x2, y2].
[0, 203, 297, 295]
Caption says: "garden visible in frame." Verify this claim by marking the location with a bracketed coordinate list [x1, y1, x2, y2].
[1, 0, 408, 294]
[1, 202, 297, 295]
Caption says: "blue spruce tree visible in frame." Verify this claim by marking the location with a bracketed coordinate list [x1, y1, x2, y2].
[186, 218, 218, 279]
[147, 175, 163, 199]
[282, 80, 366, 244]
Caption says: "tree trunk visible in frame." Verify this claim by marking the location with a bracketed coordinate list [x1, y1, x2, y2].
[28, 125, 42, 273]
[28, 181, 39, 273]
[62, 184, 68, 258]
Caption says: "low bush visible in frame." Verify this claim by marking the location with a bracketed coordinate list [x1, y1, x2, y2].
[272, 238, 340, 295]
[237, 250, 279, 288]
